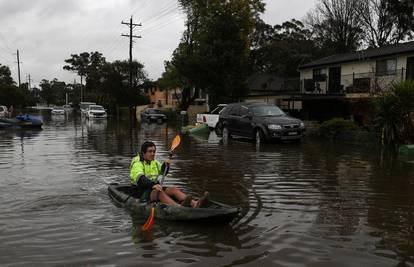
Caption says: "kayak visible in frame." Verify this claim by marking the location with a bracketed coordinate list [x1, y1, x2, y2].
[0, 114, 43, 128]
[108, 183, 240, 222]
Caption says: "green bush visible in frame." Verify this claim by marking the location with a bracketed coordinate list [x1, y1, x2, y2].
[318, 118, 358, 139]
[374, 80, 414, 145]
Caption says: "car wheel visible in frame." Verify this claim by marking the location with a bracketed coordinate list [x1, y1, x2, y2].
[222, 126, 231, 140]
[215, 122, 223, 136]
[255, 129, 265, 145]
[156, 118, 163, 124]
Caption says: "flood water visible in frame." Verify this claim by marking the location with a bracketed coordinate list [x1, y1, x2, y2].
[1, 112, 414, 266]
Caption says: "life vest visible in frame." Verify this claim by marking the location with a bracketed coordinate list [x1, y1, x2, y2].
[130, 155, 163, 185]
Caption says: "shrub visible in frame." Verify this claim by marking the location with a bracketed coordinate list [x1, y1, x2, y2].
[374, 81, 414, 145]
[318, 118, 358, 139]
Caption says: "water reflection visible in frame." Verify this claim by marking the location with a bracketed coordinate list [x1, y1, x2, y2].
[1, 115, 414, 266]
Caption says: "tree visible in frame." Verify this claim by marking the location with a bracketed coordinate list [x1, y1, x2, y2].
[306, 0, 364, 53]
[357, 0, 414, 47]
[63, 52, 106, 85]
[160, 0, 265, 110]
[251, 19, 320, 77]
[39, 79, 66, 106]
[74, 59, 149, 112]
[0, 64, 35, 107]
[0, 64, 14, 86]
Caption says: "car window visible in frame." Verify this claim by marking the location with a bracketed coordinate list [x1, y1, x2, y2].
[211, 106, 225, 115]
[239, 106, 249, 117]
[148, 109, 161, 114]
[221, 106, 231, 115]
[0, 107, 5, 112]
[229, 105, 241, 116]
[251, 105, 285, 116]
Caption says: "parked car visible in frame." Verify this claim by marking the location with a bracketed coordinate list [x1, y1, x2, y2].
[86, 105, 107, 119]
[196, 104, 227, 129]
[0, 106, 8, 117]
[216, 102, 305, 143]
[141, 108, 167, 123]
[80, 102, 96, 115]
[51, 106, 65, 115]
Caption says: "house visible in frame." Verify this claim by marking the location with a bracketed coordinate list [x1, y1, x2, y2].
[144, 86, 180, 108]
[242, 73, 303, 116]
[243, 42, 414, 122]
[299, 41, 414, 95]
[144, 86, 209, 120]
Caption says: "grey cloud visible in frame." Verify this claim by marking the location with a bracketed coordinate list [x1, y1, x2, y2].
[0, 0, 316, 85]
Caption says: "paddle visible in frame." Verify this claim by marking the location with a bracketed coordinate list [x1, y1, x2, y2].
[142, 134, 181, 231]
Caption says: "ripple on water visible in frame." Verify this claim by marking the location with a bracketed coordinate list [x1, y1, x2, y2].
[0, 120, 414, 266]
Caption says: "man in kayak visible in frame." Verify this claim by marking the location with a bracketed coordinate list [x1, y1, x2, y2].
[130, 141, 208, 208]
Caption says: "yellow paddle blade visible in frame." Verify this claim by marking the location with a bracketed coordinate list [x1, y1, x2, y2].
[170, 134, 181, 152]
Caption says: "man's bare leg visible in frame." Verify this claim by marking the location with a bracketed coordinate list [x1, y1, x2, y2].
[150, 190, 180, 206]
[165, 187, 203, 208]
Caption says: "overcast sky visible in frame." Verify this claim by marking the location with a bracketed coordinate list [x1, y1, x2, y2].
[0, 0, 317, 87]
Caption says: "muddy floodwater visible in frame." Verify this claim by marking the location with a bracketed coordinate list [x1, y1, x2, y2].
[1, 113, 414, 266]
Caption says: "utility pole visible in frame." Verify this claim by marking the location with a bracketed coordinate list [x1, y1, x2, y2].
[15, 49, 21, 87]
[122, 16, 142, 88]
[28, 74, 31, 90]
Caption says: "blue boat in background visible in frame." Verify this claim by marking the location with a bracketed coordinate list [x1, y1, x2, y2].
[0, 114, 43, 129]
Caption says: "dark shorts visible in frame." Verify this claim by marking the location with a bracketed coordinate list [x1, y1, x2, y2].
[132, 185, 167, 203]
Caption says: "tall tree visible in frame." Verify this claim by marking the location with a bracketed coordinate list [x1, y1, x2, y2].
[306, 0, 364, 53]
[63, 52, 106, 85]
[251, 19, 319, 77]
[98, 60, 148, 109]
[160, 0, 265, 110]
[357, 0, 414, 47]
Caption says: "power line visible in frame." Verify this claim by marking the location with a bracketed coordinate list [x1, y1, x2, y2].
[141, 14, 185, 34]
[140, 3, 181, 29]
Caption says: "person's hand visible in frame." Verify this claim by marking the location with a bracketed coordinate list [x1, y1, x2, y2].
[164, 159, 171, 166]
[152, 184, 163, 192]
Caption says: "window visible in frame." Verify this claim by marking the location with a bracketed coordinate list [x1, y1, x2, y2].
[251, 105, 285, 116]
[313, 68, 327, 82]
[211, 106, 225, 115]
[229, 105, 241, 116]
[376, 58, 397, 76]
[239, 106, 249, 117]
[313, 68, 326, 76]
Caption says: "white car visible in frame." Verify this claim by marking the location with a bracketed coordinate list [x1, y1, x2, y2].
[51, 106, 65, 115]
[0, 106, 8, 117]
[86, 105, 107, 119]
[80, 102, 96, 115]
[196, 104, 227, 128]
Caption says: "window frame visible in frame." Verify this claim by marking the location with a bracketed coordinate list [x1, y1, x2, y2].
[376, 58, 397, 76]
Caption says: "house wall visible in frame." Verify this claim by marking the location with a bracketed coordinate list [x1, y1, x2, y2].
[242, 95, 302, 111]
[299, 52, 414, 94]
[300, 69, 313, 81]
[145, 87, 180, 109]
